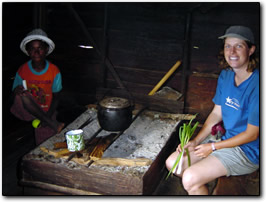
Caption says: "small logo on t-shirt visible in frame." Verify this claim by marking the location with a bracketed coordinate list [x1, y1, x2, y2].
[225, 96, 240, 110]
[28, 84, 46, 104]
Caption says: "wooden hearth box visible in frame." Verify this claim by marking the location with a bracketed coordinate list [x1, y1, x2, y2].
[20, 106, 189, 195]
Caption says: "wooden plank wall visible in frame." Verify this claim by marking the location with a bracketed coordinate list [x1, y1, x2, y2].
[106, 3, 186, 95]
[3, 2, 260, 122]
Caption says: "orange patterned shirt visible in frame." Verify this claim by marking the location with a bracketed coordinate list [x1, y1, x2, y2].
[12, 60, 62, 111]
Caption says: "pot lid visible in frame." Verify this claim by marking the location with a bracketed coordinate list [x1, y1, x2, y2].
[99, 97, 130, 109]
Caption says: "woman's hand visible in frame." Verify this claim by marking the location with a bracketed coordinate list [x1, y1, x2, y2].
[176, 139, 198, 153]
[194, 143, 213, 158]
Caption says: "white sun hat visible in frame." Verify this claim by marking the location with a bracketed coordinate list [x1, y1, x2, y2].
[20, 28, 55, 56]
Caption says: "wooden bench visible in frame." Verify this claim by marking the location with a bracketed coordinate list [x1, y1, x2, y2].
[212, 170, 259, 195]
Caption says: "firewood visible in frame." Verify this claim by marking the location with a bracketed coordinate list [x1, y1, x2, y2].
[40, 147, 72, 157]
[89, 133, 118, 158]
[54, 142, 67, 149]
[64, 156, 151, 167]
[93, 157, 152, 166]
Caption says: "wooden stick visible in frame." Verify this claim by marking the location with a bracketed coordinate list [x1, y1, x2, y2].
[143, 111, 196, 121]
[65, 156, 152, 167]
[93, 157, 152, 167]
[40, 146, 152, 167]
[54, 142, 67, 149]
[148, 60, 182, 95]
[40, 147, 71, 158]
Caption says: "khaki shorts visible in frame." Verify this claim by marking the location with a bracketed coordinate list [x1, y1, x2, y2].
[211, 146, 259, 176]
[202, 134, 259, 176]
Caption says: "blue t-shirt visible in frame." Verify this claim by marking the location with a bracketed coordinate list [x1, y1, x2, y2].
[212, 69, 259, 164]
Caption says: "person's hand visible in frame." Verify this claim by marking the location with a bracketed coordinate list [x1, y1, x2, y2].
[176, 139, 197, 153]
[194, 143, 212, 158]
[14, 85, 27, 96]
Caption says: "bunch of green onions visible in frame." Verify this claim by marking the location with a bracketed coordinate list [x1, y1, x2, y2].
[166, 114, 199, 180]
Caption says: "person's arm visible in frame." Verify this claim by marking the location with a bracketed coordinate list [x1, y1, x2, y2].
[47, 70, 62, 117]
[11, 72, 24, 97]
[194, 123, 259, 158]
[47, 92, 61, 117]
[180, 104, 222, 152]
[193, 104, 223, 145]
[214, 124, 259, 150]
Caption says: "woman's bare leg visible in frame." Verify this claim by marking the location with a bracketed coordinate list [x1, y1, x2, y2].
[166, 147, 227, 195]
[165, 146, 203, 176]
[182, 155, 227, 195]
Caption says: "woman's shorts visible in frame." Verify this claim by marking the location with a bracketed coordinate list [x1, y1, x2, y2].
[210, 146, 259, 176]
[202, 134, 259, 177]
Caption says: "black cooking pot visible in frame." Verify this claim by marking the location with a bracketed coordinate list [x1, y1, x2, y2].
[97, 97, 133, 132]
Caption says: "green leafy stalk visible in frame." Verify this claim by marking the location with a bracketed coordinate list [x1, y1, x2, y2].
[166, 114, 199, 180]
[166, 152, 182, 179]
[185, 148, 191, 167]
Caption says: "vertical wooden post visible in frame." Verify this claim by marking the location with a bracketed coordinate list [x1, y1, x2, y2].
[33, 3, 46, 29]
[101, 3, 109, 88]
[181, 11, 192, 113]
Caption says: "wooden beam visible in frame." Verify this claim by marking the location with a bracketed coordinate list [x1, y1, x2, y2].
[21, 160, 143, 195]
[21, 180, 101, 195]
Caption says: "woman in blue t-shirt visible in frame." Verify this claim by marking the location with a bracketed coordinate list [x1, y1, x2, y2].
[166, 25, 259, 195]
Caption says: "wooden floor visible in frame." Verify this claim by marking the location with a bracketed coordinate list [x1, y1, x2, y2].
[2, 105, 259, 196]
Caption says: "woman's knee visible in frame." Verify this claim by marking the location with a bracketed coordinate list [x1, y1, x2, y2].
[165, 151, 179, 171]
[165, 155, 173, 171]
[182, 168, 199, 192]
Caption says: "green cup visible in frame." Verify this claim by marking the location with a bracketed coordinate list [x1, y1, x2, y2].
[65, 129, 85, 152]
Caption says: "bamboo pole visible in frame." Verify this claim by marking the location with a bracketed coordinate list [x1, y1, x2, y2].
[148, 60, 182, 95]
